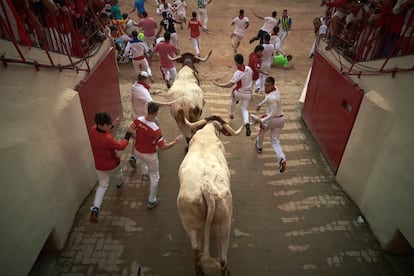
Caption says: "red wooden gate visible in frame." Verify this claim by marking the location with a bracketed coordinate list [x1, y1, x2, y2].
[76, 48, 123, 132]
[302, 52, 364, 173]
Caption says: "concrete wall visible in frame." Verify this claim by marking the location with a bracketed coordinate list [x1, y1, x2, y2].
[320, 48, 414, 249]
[0, 40, 117, 275]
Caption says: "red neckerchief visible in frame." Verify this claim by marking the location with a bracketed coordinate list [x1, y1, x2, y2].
[265, 86, 277, 94]
[138, 81, 150, 90]
[237, 64, 245, 71]
[239, 15, 244, 19]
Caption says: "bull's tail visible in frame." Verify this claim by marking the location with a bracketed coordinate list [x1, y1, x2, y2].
[200, 182, 221, 274]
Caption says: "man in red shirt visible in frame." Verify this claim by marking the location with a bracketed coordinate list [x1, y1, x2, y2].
[152, 32, 180, 88]
[89, 112, 135, 223]
[137, 11, 158, 54]
[188, 11, 203, 55]
[248, 45, 264, 92]
[133, 102, 183, 208]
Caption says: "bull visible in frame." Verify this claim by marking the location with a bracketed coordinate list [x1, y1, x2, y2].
[177, 115, 242, 276]
[167, 51, 212, 145]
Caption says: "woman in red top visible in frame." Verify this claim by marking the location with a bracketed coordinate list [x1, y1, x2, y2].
[89, 112, 135, 223]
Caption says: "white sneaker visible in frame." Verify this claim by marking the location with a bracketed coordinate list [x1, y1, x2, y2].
[147, 198, 160, 209]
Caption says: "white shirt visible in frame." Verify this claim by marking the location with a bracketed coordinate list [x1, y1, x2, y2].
[261, 44, 274, 67]
[259, 88, 283, 123]
[124, 39, 148, 58]
[261, 16, 277, 33]
[231, 65, 253, 93]
[174, 0, 187, 16]
[131, 82, 153, 119]
[232, 16, 249, 37]
[157, 2, 173, 16]
[124, 18, 137, 36]
[270, 33, 285, 55]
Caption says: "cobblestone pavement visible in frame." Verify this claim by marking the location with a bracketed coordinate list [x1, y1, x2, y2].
[53, 79, 397, 276]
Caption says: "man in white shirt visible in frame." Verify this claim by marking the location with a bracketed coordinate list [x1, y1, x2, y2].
[249, 10, 278, 45]
[231, 9, 249, 54]
[253, 76, 287, 173]
[198, 0, 212, 33]
[123, 30, 152, 78]
[256, 33, 274, 93]
[270, 26, 286, 56]
[212, 54, 253, 136]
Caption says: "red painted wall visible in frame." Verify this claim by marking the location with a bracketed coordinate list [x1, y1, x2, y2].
[76, 48, 123, 132]
[302, 52, 364, 173]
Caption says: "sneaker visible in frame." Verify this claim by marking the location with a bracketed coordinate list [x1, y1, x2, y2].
[255, 140, 262, 153]
[129, 156, 137, 168]
[279, 159, 287, 173]
[116, 181, 124, 189]
[141, 174, 149, 181]
[147, 198, 160, 209]
[90, 207, 99, 223]
[245, 123, 251, 137]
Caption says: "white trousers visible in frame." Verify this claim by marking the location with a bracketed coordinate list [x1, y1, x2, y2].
[231, 33, 243, 49]
[231, 91, 251, 124]
[93, 166, 123, 209]
[135, 150, 160, 203]
[279, 30, 288, 45]
[256, 116, 286, 161]
[170, 32, 179, 48]
[143, 35, 155, 53]
[256, 62, 272, 91]
[191, 37, 200, 55]
[161, 66, 177, 82]
[198, 7, 208, 29]
[132, 58, 152, 76]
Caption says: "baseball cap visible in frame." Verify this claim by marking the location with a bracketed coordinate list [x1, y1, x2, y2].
[138, 71, 149, 78]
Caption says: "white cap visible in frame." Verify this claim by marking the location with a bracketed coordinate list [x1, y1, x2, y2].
[138, 71, 149, 78]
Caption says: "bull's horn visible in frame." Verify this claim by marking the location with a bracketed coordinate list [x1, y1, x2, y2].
[184, 117, 208, 128]
[194, 50, 212, 62]
[223, 123, 244, 136]
[168, 54, 182, 61]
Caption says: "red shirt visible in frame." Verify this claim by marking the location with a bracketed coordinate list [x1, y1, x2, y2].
[248, 52, 262, 81]
[188, 18, 202, 38]
[153, 40, 178, 68]
[137, 17, 157, 37]
[89, 125, 129, 171]
[134, 117, 166, 154]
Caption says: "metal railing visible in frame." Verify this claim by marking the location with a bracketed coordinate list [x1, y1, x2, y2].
[323, 3, 414, 76]
[0, 0, 108, 72]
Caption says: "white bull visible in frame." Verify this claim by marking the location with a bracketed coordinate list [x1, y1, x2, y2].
[167, 51, 212, 144]
[177, 116, 242, 276]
